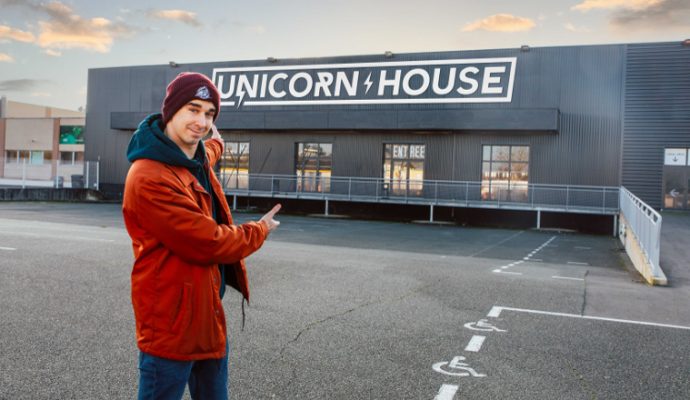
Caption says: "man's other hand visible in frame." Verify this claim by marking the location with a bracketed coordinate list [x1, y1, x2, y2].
[260, 204, 281, 233]
[210, 123, 222, 140]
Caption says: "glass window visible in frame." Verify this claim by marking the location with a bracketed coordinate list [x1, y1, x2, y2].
[511, 146, 529, 162]
[30, 151, 44, 165]
[221, 142, 250, 189]
[5, 151, 18, 164]
[383, 143, 425, 196]
[481, 145, 529, 202]
[296, 143, 332, 192]
[491, 146, 510, 162]
[60, 151, 74, 164]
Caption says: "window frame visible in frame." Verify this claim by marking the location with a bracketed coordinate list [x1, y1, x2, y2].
[295, 142, 333, 193]
[382, 143, 426, 197]
[221, 141, 250, 190]
[481, 144, 530, 202]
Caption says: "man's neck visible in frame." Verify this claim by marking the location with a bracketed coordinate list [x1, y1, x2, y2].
[164, 127, 198, 159]
[178, 144, 197, 160]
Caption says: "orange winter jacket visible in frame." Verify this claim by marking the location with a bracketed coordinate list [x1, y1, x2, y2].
[123, 137, 268, 361]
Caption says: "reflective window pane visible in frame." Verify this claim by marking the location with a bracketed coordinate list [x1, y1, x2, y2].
[491, 146, 509, 162]
[222, 141, 250, 189]
[482, 145, 530, 203]
[482, 145, 491, 161]
[482, 162, 492, 181]
[60, 151, 73, 164]
[511, 146, 529, 162]
[5, 151, 18, 164]
[382, 144, 425, 196]
[30, 151, 44, 165]
[296, 142, 332, 193]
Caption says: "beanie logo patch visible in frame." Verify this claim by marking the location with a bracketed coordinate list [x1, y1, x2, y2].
[195, 86, 211, 100]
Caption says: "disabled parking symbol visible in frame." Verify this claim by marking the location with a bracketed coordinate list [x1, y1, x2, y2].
[463, 319, 507, 332]
[433, 356, 486, 377]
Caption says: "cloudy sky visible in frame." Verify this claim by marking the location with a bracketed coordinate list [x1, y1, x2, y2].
[0, 0, 688, 111]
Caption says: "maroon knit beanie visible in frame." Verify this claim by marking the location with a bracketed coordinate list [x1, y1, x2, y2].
[161, 72, 221, 124]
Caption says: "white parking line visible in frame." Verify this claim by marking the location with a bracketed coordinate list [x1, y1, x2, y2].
[434, 384, 459, 400]
[567, 261, 589, 266]
[465, 335, 486, 352]
[552, 276, 584, 281]
[494, 236, 555, 275]
[493, 270, 522, 275]
[0, 246, 16, 251]
[487, 306, 690, 330]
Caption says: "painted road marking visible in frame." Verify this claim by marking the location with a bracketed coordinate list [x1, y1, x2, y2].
[433, 356, 486, 377]
[575, 246, 592, 250]
[0, 246, 16, 251]
[567, 261, 589, 265]
[434, 384, 459, 400]
[464, 319, 507, 332]
[465, 335, 486, 352]
[552, 276, 584, 281]
[487, 306, 690, 330]
[493, 270, 522, 275]
[493, 235, 556, 275]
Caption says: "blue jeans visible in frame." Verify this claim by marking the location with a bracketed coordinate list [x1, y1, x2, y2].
[137, 342, 229, 400]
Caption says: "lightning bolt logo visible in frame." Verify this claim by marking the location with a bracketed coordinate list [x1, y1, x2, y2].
[364, 72, 373, 95]
[236, 88, 246, 108]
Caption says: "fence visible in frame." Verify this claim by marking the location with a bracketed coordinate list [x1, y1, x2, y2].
[618, 186, 665, 284]
[0, 159, 99, 190]
[223, 174, 620, 215]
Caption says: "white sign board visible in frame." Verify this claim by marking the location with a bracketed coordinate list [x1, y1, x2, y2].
[212, 58, 517, 108]
[664, 148, 687, 166]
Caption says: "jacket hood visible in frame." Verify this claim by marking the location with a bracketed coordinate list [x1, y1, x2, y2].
[127, 113, 206, 169]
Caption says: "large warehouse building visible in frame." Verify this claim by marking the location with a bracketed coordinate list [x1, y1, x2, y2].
[85, 40, 689, 228]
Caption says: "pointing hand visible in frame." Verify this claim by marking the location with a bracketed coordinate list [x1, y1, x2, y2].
[260, 204, 281, 233]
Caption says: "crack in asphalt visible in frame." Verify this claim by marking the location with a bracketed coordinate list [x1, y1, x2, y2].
[278, 280, 438, 357]
[564, 357, 598, 400]
[275, 279, 441, 390]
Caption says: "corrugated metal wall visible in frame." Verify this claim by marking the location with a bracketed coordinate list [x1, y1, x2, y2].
[87, 43, 636, 191]
[226, 45, 626, 186]
[622, 42, 690, 208]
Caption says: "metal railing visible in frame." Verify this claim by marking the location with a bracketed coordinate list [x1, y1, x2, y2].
[619, 186, 662, 278]
[223, 174, 620, 215]
[0, 160, 99, 190]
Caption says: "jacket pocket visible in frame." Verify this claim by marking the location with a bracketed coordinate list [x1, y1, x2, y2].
[170, 283, 192, 334]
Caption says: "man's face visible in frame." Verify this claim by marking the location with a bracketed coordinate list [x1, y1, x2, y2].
[165, 100, 216, 152]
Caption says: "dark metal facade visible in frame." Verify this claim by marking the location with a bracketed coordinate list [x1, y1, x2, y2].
[622, 42, 690, 208]
[85, 42, 687, 206]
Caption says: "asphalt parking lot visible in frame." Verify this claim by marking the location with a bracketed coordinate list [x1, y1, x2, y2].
[0, 202, 688, 399]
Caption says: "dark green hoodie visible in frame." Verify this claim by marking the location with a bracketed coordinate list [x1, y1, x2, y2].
[127, 113, 229, 298]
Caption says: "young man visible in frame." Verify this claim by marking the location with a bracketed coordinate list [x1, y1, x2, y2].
[122, 72, 280, 400]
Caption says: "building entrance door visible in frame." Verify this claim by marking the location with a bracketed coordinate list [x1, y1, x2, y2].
[663, 166, 688, 209]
